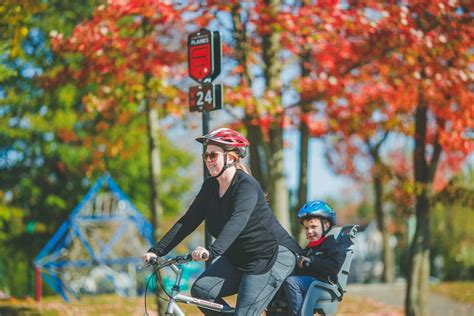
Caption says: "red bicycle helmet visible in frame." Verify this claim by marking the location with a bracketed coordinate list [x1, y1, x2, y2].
[196, 128, 250, 158]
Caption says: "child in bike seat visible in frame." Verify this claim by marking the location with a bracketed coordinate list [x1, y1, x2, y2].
[282, 200, 346, 316]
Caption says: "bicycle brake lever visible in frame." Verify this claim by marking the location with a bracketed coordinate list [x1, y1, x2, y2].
[173, 253, 192, 263]
[138, 263, 150, 270]
[139, 256, 163, 270]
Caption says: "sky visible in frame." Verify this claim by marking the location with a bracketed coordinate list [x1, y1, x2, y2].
[284, 129, 353, 200]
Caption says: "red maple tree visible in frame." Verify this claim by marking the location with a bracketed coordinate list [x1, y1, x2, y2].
[282, 1, 472, 314]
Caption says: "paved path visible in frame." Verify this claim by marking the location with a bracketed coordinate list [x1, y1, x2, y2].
[347, 283, 473, 316]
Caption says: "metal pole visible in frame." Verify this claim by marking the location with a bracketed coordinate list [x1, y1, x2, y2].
[202, 110, 212, 268]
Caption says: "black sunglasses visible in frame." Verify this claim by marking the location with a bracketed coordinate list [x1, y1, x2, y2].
[202, 151, 224, 162]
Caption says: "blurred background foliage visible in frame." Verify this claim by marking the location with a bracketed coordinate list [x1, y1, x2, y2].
[0, 1, 472, 307]
[430, 169, 474, 280]
[0, 0, 193, 297]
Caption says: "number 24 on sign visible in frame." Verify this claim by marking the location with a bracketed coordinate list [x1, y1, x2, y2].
[189, 84, 222, 112]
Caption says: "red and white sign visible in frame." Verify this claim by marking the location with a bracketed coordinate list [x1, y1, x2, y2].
[188, 29, 222, 112]
[188, 29, 213, 83]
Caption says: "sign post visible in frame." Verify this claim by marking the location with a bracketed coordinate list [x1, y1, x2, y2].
[188, 29, 222, 266]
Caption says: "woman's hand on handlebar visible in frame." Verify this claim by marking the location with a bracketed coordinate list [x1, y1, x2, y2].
[191, 246, 209, 261]
[142, 252, 158, 263]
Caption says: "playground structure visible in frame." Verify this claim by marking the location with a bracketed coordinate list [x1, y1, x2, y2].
[34, 173, 154, 302]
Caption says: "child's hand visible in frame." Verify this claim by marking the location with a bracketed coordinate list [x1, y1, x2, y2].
[297, 256, 310, 268]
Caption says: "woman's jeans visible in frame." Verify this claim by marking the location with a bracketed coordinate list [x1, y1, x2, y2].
[191, 245, 296, 316]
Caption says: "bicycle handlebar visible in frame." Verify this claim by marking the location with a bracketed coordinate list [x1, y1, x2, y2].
[147, 252, 208, 269]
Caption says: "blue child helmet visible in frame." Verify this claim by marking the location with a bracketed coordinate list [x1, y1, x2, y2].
[297, 200, 336, 226]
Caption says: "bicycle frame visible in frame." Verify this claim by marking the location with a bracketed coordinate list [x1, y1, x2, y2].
[148, 255, 235, 316]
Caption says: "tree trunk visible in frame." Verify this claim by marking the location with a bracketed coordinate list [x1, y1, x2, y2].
[246, 121, 267, 187]
[268, 125, 291, 230]
[295, 120, 309, 240]
[373, 167, 395, 283]
[406, 195, 430, 316]
[366, 132, 395, 283]
[231, 0, 290, 230]
[295, 12, 311, 240]
[141, 20, 164, 241]
[145, 98, 167, 316]
[142, 14, 166, 309]
[405, 93, 431, 316]
[230, 4, 267, 188]
[261, 0, 282, 92]
[147, 105, 163, 239]
[261, 0, 291, 231]
[382, 232, 396, 283]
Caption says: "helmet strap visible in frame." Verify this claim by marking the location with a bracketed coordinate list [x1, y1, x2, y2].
[320, 218, 331, 237]
[212, 152, 236, 179]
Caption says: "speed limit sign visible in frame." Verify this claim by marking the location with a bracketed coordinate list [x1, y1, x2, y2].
[189, 84, 223, 112]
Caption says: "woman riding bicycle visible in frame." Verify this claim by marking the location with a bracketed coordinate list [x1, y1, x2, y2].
[143, 127, 302, 315]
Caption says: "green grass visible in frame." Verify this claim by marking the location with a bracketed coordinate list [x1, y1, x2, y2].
[431, 281, 474, 304]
